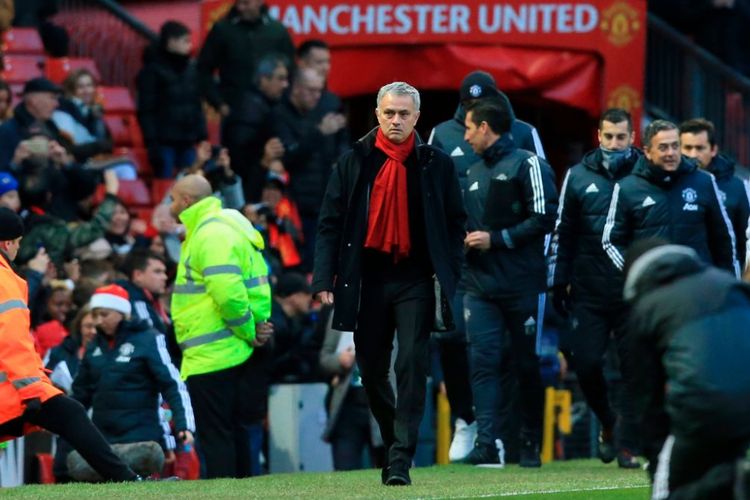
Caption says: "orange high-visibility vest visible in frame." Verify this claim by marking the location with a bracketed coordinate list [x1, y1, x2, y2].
[0, 253, 62, 429]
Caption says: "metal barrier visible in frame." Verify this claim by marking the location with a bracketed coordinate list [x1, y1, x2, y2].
[53, 0, 157, 91]
[646, 14, 750, 165]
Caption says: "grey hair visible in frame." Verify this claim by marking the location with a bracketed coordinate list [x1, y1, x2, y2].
[376, 82, 420, 111]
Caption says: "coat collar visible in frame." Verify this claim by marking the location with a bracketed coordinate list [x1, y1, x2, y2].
[354, 127, 425, 162]
[179, 196, 222, 235]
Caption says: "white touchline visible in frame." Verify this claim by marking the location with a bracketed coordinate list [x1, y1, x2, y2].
[426, 484, 648, 499]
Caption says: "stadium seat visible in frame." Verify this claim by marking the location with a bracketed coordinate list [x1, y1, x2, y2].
[131, 206, 153, 224]
[1, 55, 44, 84]
[151, 179, 175, 204]
[123, 147, 153, 178]
[117, 179, 152, 207]
[2, 28, 44, 55]
[103, 114, 144, 148]
[45, 57, 101, 84]
[97, 86, 136, 114]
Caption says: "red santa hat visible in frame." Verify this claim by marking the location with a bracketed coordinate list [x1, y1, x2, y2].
[89, 284, 131, 316]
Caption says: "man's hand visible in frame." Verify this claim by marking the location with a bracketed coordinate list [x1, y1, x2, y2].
[195, 141, 212, 166]
[178, 430, 194, 446]
[49, 141, 73, 167]
[464, 231, 491, 251]
[216, 148, 233, 176]
[164, 450, 176, 464]
[103, 169, 119, 196]
[318, 112, 347, 135]
[11, 142, 31, 166]
[27, 247, 50, 275]
[63, 258, 80, 282]
[22, 398, 42, 418]
[316, 291, 334, 306]
[219, 104, 231, 117]
[252, 321, 273, 347]
[263, 138, 285, 163]
[338, 347, 355, 370]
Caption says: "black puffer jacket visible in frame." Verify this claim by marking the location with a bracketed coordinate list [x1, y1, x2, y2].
[428, 97, 546, 190]
[602, 156, 738, 275]
[706, 154, 750, 266]
[312, 128, 466, 331]
[462, 135, 558, 298]
[72, 319, 194, 450]
[550, 147, 640, 305]
[625, 247, 750, 463]
[136, 46, 207, 148]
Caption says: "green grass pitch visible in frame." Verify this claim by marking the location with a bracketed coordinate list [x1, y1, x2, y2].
[2, 459, 650, 499]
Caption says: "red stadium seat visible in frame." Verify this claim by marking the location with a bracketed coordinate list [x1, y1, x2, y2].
[151, 179, 175, 204]
[131, 206, 154, 225]
[117, 179, 152, 207]
[97, 86, 135, 114]
[2, 28, 44, 55]
[103, 114, 144, 148]
[1, 55, 44, 84]
[45, 57, 101, 84]
[124, 147, 153, 178]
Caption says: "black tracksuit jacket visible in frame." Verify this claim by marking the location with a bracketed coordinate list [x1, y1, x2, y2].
[705, 154, 750, 267]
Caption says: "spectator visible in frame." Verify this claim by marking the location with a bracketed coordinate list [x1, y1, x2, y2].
[72, 284, 195, 476]
[78, 197, 136, 261]
[602, 119, 738, 276]
[624, 240, 750, 498]
[54, 69, 113, 163]
[169, 175, 272, 478]
[137, 21, 207, 179]
[296, 39, 348, 120]
[0, 80, 12, 123]
[186, 141, 245, 210]
[269, 272, 323, 383]
[319, 309, 385, 471]
[12, 0, 68, 57]
[32, 281, 73, 357]
[679, 118, 750, 269]
[117, 249, 169, 334]
[0, 170, 19, 211]
[197, 0, 294, 118]
[276, 68, 348, 271]
[223, 54, 288, 202]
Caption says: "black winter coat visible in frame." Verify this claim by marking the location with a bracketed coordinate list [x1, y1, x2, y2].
[551, 148, 640, 305]
[45, 334, 82, 384]
[603, 156, 738, 275]
[462, 135, 558, 297]
[72, 320, 194, 450]
[625, 250, 750, 464]
[312, 128, 466, 331]
[275, 96, 348, 216]
[197, 6, 294, 110]
[136, 48, 207, 148]
[706, 154, 750, 267]
[428, 99, 546, 190]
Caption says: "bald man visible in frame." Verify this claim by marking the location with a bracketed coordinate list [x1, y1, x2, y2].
[276, 67, 348, 271]
[170, 175, 274, 478]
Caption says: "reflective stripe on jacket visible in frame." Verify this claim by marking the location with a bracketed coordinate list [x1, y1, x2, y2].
[0, 253, 62, 426]
[172, 196, 272, 379]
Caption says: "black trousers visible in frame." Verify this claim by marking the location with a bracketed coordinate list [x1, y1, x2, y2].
[651, 434, 749, 499]
[568, 301, 638, 450]
[0, 395, 135, 481]
[186, 358, 252, 479]
[330, 387, 384, 471]
[354, 275, 434, 468]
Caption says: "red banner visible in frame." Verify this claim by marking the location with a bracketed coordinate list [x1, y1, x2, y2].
[201, 1, 645, 124]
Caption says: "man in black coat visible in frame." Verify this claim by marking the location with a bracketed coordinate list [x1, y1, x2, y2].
[459, 100, 558, 468]
[550, 108, 641, 468]
[603, 120, 738, 277]
[312, 82, 465, 486]
[679, 118, 750, 270]
[276, 68, 348, 272]
[427, 69, 548, 463]
[623, 240, 750, 499]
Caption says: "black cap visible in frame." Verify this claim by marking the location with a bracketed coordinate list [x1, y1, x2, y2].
[274, 272, 312, 298]
[0, 207, 24, 240]
[459, 71, 500, 101]
[23, 77, 62, 95]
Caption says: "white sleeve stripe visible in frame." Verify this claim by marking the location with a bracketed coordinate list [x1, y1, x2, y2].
[709, 174, 740, 277]
[553, 169, 572, 232]
[602, 183, 625, 270]
[548, 170, 571, 287]
[155, 335, 196, 431]
[135, 302, 153, 326]
[427, 127, 436, 146]
[528, 155, 546, 214]
[531, 127, 546, 159]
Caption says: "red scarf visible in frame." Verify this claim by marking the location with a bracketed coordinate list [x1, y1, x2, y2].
[364, 129, 414, 262]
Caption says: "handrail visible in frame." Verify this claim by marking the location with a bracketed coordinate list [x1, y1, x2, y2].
[91, 0, 158, 42]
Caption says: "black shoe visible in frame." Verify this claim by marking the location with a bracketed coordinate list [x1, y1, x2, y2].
[598, 428, 616, 464]
[385, 462, 411, 486]
[617, 449, 641, 469]
[381, 466, 389, 485]
[519, 440, 541, 468]
[459, 443, 499, 465]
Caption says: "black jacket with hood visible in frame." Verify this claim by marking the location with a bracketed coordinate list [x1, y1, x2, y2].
[550, 147, 641, 306]
[602, 156, 738, 276]
[625, 245, 750, 463]
[705, 154, 750, 267]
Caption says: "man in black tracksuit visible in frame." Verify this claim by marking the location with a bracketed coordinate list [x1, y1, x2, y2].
[460, 100, 558, 467]
[73, 285, 195, 456]
[428, 70, 546, 462]
[623, 241, 750, 499]
[312, 82, 465, 485]
[602, 120, 738, 277]
[550, 108, 641, 468]
[679, 118, 750, 269]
